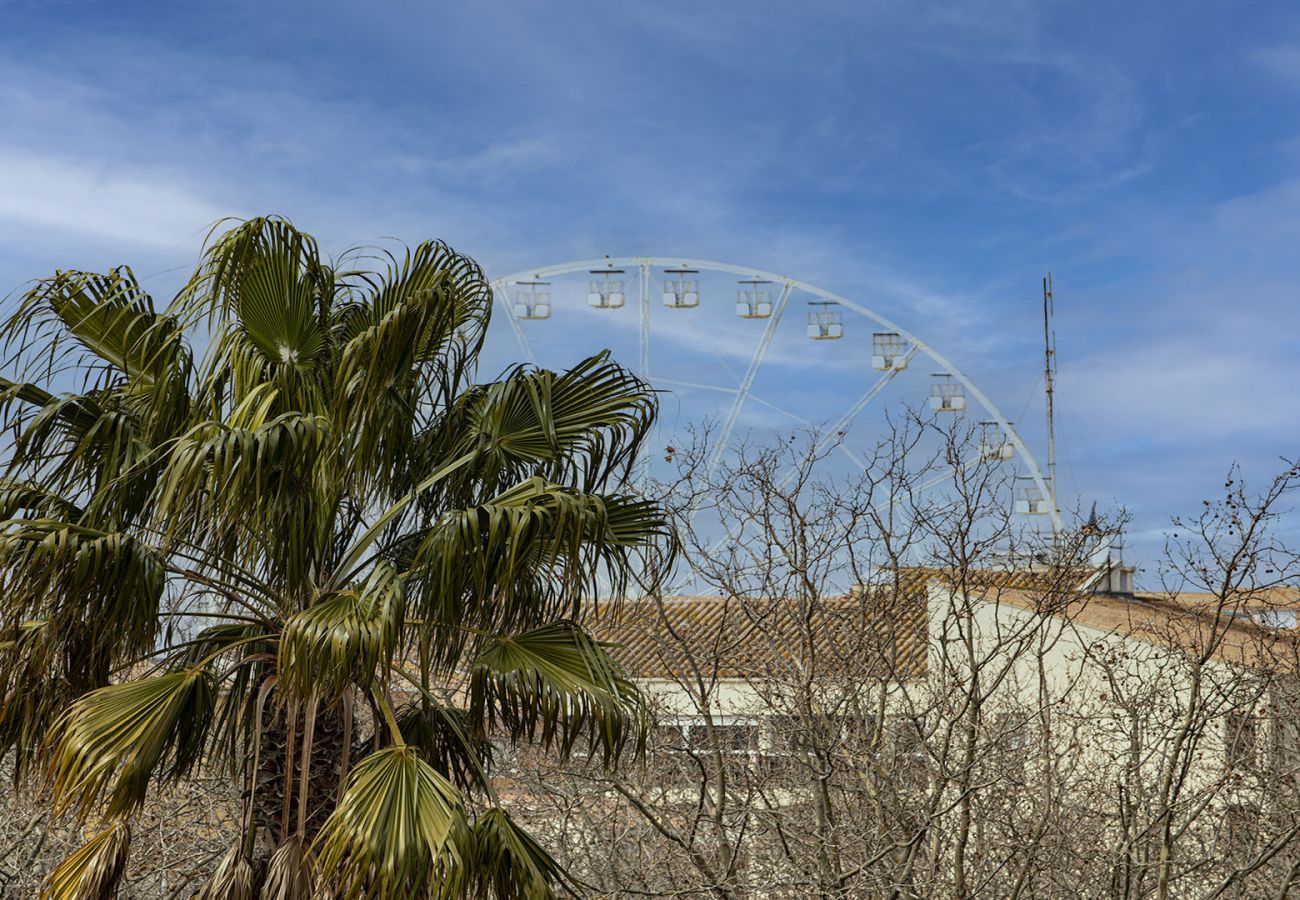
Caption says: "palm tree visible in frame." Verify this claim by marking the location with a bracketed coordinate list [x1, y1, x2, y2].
[0, 217, 670, 898]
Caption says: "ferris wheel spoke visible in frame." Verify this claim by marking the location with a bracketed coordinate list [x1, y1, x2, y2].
[638, 262, 651, 379]
[745, 393, 869, 471]
[491, 256, 1064, 540]
[823, 345, 920, 443]
[772, 344, 920, 490]
[703, 281, 795, 485]
[492, 281, 538, 366]
[656, 378, 739, 395]
[744, 394, 813, 426]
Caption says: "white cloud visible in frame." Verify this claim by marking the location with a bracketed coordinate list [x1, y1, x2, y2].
[427, 136, 568, 183]
[1059, 339, 1298, 440]
[1253, 43, 1300, 86]
[0, 148, 236, 250]
[1213, 179, 1300, 247]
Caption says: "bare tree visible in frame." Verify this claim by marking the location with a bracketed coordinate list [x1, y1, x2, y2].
[6, 413, 1298, 899]
[507, 418, 1300, 900]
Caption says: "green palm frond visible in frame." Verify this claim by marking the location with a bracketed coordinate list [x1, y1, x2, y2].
[395, 701, 493, 792]
[601, 492, 675, 556]
[406, 479, 666, 655]
[22, 267, 188, 387]
[331, 292, 444, 496]
[470, 621, 644, 763]
[0, 519, 164, 662]
[152, 412, 328, 587]
[181, 620, 276, 769]
[444, 352, 655, 490]
[178, 217, 331, 415]
[412, 477, 607, 591]
[359, 240, 490, 345]
[4, 388, 155, 515]
[315, 744, 470, 900]
[0, 376, 59, 411]
[182, 620, 275, 666]
[40, 819, 131, 900]
[279, 562, 403, 702]
[325, 240, 490, 502]
[0, 618, 69, 778]
[47, 669, 216, 819]
[154, 412, 329, 528]
[231, 245, 326, 373]
[471, 808, 569, 900]
[178, 216, 326, 334]
[1, 270, 191, 482]
[0, 478, 83, 520]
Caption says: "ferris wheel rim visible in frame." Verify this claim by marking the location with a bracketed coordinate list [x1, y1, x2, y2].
[491, 255, 1063, 535]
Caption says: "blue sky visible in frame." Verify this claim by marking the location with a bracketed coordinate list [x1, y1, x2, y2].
[2, 0, 1300, 573]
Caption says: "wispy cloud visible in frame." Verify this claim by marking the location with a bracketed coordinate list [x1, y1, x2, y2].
[0, 148, 232, 250]
[2, 0, 1299, 568]
[1253, 42, 1300, 86]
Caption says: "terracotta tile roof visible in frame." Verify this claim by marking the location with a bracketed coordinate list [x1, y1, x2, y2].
[1134, 587, 1300, 612]
[982, 586, 1300, 672]
[589, 579, 929, 682]
[590, 563, 1300, 684]
[904, 564, 1094, 596]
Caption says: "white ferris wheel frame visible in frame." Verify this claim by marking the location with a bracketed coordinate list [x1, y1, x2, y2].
[491, 256, 1064, 536]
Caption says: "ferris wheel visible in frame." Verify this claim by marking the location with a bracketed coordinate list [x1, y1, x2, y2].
[489, 256, 1063, 536]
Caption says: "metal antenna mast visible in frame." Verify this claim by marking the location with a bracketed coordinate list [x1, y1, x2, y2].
[1042, 273, 1058, 519]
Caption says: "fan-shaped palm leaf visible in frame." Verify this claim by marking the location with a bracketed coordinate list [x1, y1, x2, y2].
[0, 520, 165, 664]
[40, 819, 131, 900]
[262, 835, 316, 900]
[151, 411, 328, 589]
[47, 669, 215, 818]
[3, 388, 156, 518]
[180, 620, 276, 769]
[315, 744, 470, 900]
[280, 562, 403, 702]
[470, 621, 643, 763]
[0, 618, 67, 777]
[196, 844, 256, 900]
[178, 217, 326, 335]
[0, 478, 82, 521]
[394, 700, 493, 793]
[178, 217, 331, 416]
[439, 353, 654, 492]
[470, 808, 570, 900]
[154, 412, 329, 530]
[405, 480, 666, 661]
[22, 267, 189, 388]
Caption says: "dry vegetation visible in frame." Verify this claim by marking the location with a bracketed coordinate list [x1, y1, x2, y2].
[5, 417, 1300, 898]
[503, 420, 1300, 899]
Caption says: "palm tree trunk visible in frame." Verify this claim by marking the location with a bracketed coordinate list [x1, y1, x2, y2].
[250, 689, 354, 862]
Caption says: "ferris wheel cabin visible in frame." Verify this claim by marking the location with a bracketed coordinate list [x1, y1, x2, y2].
[929, 373, 966, 412]
[807, 301, 844, 339]
[736, 279, 774, 318]
[587, 268, 626, 308]
[663, 268, 700, 308]
[978, 421, 1016, 461]
[1014, 477, 1053, 515]
[511, 279, 552, 320]
[871, 332, 909, 370]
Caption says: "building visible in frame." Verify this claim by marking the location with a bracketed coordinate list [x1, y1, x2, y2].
[566, 556, 1300, 895]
